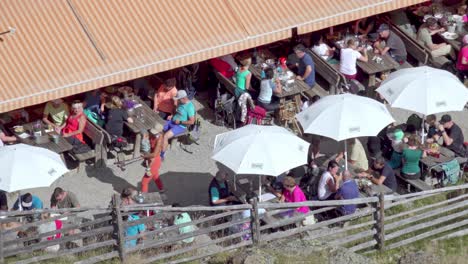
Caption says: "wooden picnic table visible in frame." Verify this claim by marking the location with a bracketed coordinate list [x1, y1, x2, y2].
[420, 145, 467, 174]
[334, 40, 400, 88]
[9, 121, 73, 154]
[124, 97, 165, 158]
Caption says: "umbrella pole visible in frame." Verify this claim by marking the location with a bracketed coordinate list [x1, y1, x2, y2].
[258, 175, 261, 201]
[234, 174, 237, 191]
[421, 115, 425, 143]
[344, 140, 348, 171]
[18, 191, 22, 211]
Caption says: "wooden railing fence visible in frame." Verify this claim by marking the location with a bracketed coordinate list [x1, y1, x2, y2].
[0, 184, 467, 263]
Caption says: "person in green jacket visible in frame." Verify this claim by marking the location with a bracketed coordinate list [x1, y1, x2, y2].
[401, 135, 426, 180]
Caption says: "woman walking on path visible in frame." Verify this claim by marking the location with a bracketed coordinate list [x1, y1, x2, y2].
[141, 134, 165, 193]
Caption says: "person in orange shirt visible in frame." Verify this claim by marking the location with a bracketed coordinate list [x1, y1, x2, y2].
[141, 134, 164, 193]
[153, 78, 178, 120]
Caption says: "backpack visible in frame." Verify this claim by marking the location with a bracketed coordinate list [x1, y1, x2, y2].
[188, 119, 201, 144]
[245, 106, 267, 125]
[177, 66, 197, 100]
[84, 108, 105, 127]
[439, 159, 460, 187]
[111, 135, 128, 149]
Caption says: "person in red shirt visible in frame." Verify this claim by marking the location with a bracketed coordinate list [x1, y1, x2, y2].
[209, 58, 235, 78]
[456, 35, 468, 81]
[141, 135, 164, 192]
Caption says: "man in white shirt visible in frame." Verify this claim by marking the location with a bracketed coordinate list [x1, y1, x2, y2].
[340, 38, 368, 80]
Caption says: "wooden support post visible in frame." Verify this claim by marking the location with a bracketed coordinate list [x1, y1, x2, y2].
[112, 194, 127, 263]
[376, 192, 385, 251]
[0, 223, 4, 264]
[250, 198, 260, 245]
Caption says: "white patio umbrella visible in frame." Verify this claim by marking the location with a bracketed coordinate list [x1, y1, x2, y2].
[295, 94, 395, 170]
[0, 144, 68, 192]
[376, 66, 468, 141]
[212, 125, 309, 197]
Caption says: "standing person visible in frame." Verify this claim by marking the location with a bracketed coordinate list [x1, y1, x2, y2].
[335, 171, 359, 216]
[43, 99, 69, 131]
[50, 188, 80, 209]
[38, 213, 63, 252]
[235, 57, 253, 98]
[373, 24, 407, 64]
[318, 161, 342, 200]
[104, 96, 134, 138]
[294, 44, 316, 88]
[141, 135, 164, 193]
[435, 115, 466, 157]
[62, 101, 87, 144]
[153, 78, 178, 120]
[160, 90, 196, 158]
[257, 68, 282, 111]
[359, 156, 398, 192]
[417, 18, 452, 58]
[456, 35, 468, 82]
[339, 38, 368, 80]
[388, 129, 405, 169]
[209, 171, 237, 206]
[12, 193, 43, 211]
[401, 135, 426, 180]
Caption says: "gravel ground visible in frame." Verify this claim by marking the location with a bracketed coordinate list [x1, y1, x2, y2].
[6, 93, 468, 209]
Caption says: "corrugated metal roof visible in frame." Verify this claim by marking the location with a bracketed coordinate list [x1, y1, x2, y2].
[0, 0, 424, 113]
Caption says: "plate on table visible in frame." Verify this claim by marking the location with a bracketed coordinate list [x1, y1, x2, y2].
[17, 132, 30, 139]
[442, 32, 458, 40]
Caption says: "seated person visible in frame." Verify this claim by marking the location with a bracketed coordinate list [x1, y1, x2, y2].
[43, 99, 69, 132]
[293, 44, 316, 88]
[172, 203, 195, 244]
[257, 68, 282, 111]
[153, 78, 178, 119]
[160, 90, 196, 157]
[359, 156, 397, 192]
[278, 176, 310, 214]
[401, 135, 426, 180]
[388, 129, 405, 169]
[374, 24, 407, 64]
[209, 171, 237, 206]
[389, 8, 416, 38]
[120, 187, 137, 207]
[50, 187, 80, 209]
[434, 114, 466, 157]
[235, 57, 254, 98]
[337, 138, 369, 171]
[318, 161, 342, 200]
[83, 89, 104, 113]
[104, 96, 134, 138]
[62, 101, 87, 144]
[311, 34, 336, 63]
[12, 193, 43, 211]
[353, 17, 375, 36]
[124, 213, 145, 248]
[339, 38, 368, 80]
[425, 114, 438, 141]
[335, 171, 359, 216]
[417, 18, 452, 58]
[0, 190, 7, 211]
[0, 129, 16, 146]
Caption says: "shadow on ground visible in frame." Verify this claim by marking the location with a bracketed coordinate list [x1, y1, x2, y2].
[85, 165, 137, 194]
[136, 171, 213, 206]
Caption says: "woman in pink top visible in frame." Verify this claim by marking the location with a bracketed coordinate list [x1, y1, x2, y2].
[279, 176, 310, 214]
[456, 35, 468, 81]
[153, 78, 178, 119]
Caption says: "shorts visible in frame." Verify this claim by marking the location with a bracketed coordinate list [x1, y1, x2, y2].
[163, 120, 186, 136]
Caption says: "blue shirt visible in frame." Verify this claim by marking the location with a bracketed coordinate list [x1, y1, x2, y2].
[336, 180, 359, 215]
[173, 101, 195, 128]
[125, 214, 145, 248]
[13, 195, 43, 211]
[298, 53, 316, 87]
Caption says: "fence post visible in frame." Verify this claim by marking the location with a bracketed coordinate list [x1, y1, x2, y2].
[0, 223, 4, 264]
[373, 192, 386, 252]
[112, 194, 127, 263]
[250, 198, 260, 245]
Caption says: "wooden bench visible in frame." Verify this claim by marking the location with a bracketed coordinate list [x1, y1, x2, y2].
[214, 71, 236, 96]
[309, 50, 341, 95]
[395, 172, 433, 192]
[69, 121, 105, 172]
